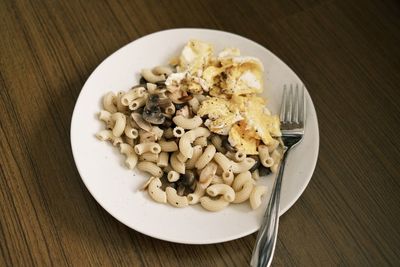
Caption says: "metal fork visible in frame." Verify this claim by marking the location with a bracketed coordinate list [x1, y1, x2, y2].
[250, 84, 306, 267]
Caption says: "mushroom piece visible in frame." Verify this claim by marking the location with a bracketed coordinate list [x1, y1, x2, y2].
[142, 94, 165, 125]
[222, 138, 236, 152]
[258, 165, 271, 176]
[181, 169, 196, 186]
[248, 155, 261, 172]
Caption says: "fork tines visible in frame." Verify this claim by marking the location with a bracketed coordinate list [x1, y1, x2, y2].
[280, 84, 305, 128]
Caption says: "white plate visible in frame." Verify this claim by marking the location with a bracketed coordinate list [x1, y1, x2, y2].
[70, 28, 319, 244]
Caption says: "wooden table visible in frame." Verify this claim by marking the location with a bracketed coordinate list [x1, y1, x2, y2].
[1, 0, 399, 266]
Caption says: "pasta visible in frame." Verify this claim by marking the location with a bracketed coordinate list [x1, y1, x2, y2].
[249, 185, 267, 210]
[179, 127, 210, 159]
[200, 196, 230, 212]
[166, 187, 189, 208]
[193, 136, 208, 147]
[167, 170, 180, 182]
[206, 184, 235, 202]
[172, 115, 203, 129]
[258, 145, 274, 167]
[157, 152, 169, 167]
[124, 124, 139, 139]
[111, 112, 126, 137]
[195, 144, 216, 170]
[187, 182, 206, 204]
[119, 143, 138, 169]
[139, 152, 158, 163]
[141, 68, 165, 83]
[103, 92, 117, 113]
[96, 39, 285, 212]
[185, 145, 202, 169]
[173, 127, 185, 138]
[148, 178, 167, 203]
[158, 140, 178, 152]
[137, 161, 163, 177]
[121, 87, 146, 106]
[134, 142, 161, 155]
[170, 151, 185, 174]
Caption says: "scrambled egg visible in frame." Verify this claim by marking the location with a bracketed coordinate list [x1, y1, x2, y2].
[178, 40, 213, 75]
[173, 40, 281, 153]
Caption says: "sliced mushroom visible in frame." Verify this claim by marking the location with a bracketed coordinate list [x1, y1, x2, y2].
[181, 170, 196, 186]
[142, 94, 165, 125]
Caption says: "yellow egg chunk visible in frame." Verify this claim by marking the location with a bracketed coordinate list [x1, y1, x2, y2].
[197, 97, 232, 119]
[178, 40, 214, 75]
[228, 124, 259, 155]
[242, 98, 281, 145]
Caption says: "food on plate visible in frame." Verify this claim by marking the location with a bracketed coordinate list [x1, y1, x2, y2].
[96, 40, 283, 211]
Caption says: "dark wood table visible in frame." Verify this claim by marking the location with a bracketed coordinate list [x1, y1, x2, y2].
[1, 0, 399, 266]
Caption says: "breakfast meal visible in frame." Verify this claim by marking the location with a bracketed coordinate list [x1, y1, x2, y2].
[95, 40, 283, 211]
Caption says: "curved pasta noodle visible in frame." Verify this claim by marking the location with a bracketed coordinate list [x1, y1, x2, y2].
[179, 127, 210, 159]
[185, 145, 202, 169]
[116, 91, 128, 112]
[200, 196, 229, 212]
[206, 184, 235, 202]
[167, 170, 180, 182]
[148, 178, 167, 203]
[159, 140, 178, 152]
[95, 130, 123, 146]
[121, 87, 146, 106]
[195, 144, 216, 170]
[137, 161, 163, 177]
[234, 151, 246, 162]
[173, 127, 185, 138]
[134, 142, 161, 155]
[232, 181, 254, 204]
[141, 69, 165, 83]
[188, 97, 200, 113]
[119, 143, 138, 169]
[211, 175, 224, 185]
[222, 170, 234, 186]
[139, 130, 156, 143]
[199, 161, 218, 188]
[156, 152, 169, 167]
[103, 92, 117, 113]
[165, 103, 176, 115]
[258, 145, 274, 167]
[249, 185, 267, 210]
[176, 152, 188, 163]
[170, 152, 185, 174]
[153, 65, 173, 76]
[210, 135, 226, 154]
[232, 171, 253, 191]
[139, 152, 158, 163]
[129, 96, 147, 110]
[193, 136, 208, 147]
[151, 126, 164, 140]
[187, 182, 206, 204]
[213, 152, 255, 173]
[98, 110, 113, 129]
[172, 115, 203, 129]
[166, 187, 189, 208]
[124, 124, 139, 139]
[111, 112, 126, 137]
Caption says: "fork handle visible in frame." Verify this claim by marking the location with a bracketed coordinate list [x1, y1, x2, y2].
[250, 149, 289, 267]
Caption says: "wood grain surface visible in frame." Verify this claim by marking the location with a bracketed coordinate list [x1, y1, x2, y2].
[1, 0, 400, 266]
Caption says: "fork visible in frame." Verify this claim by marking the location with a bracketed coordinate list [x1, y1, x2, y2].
[250, 84, 306, 267]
